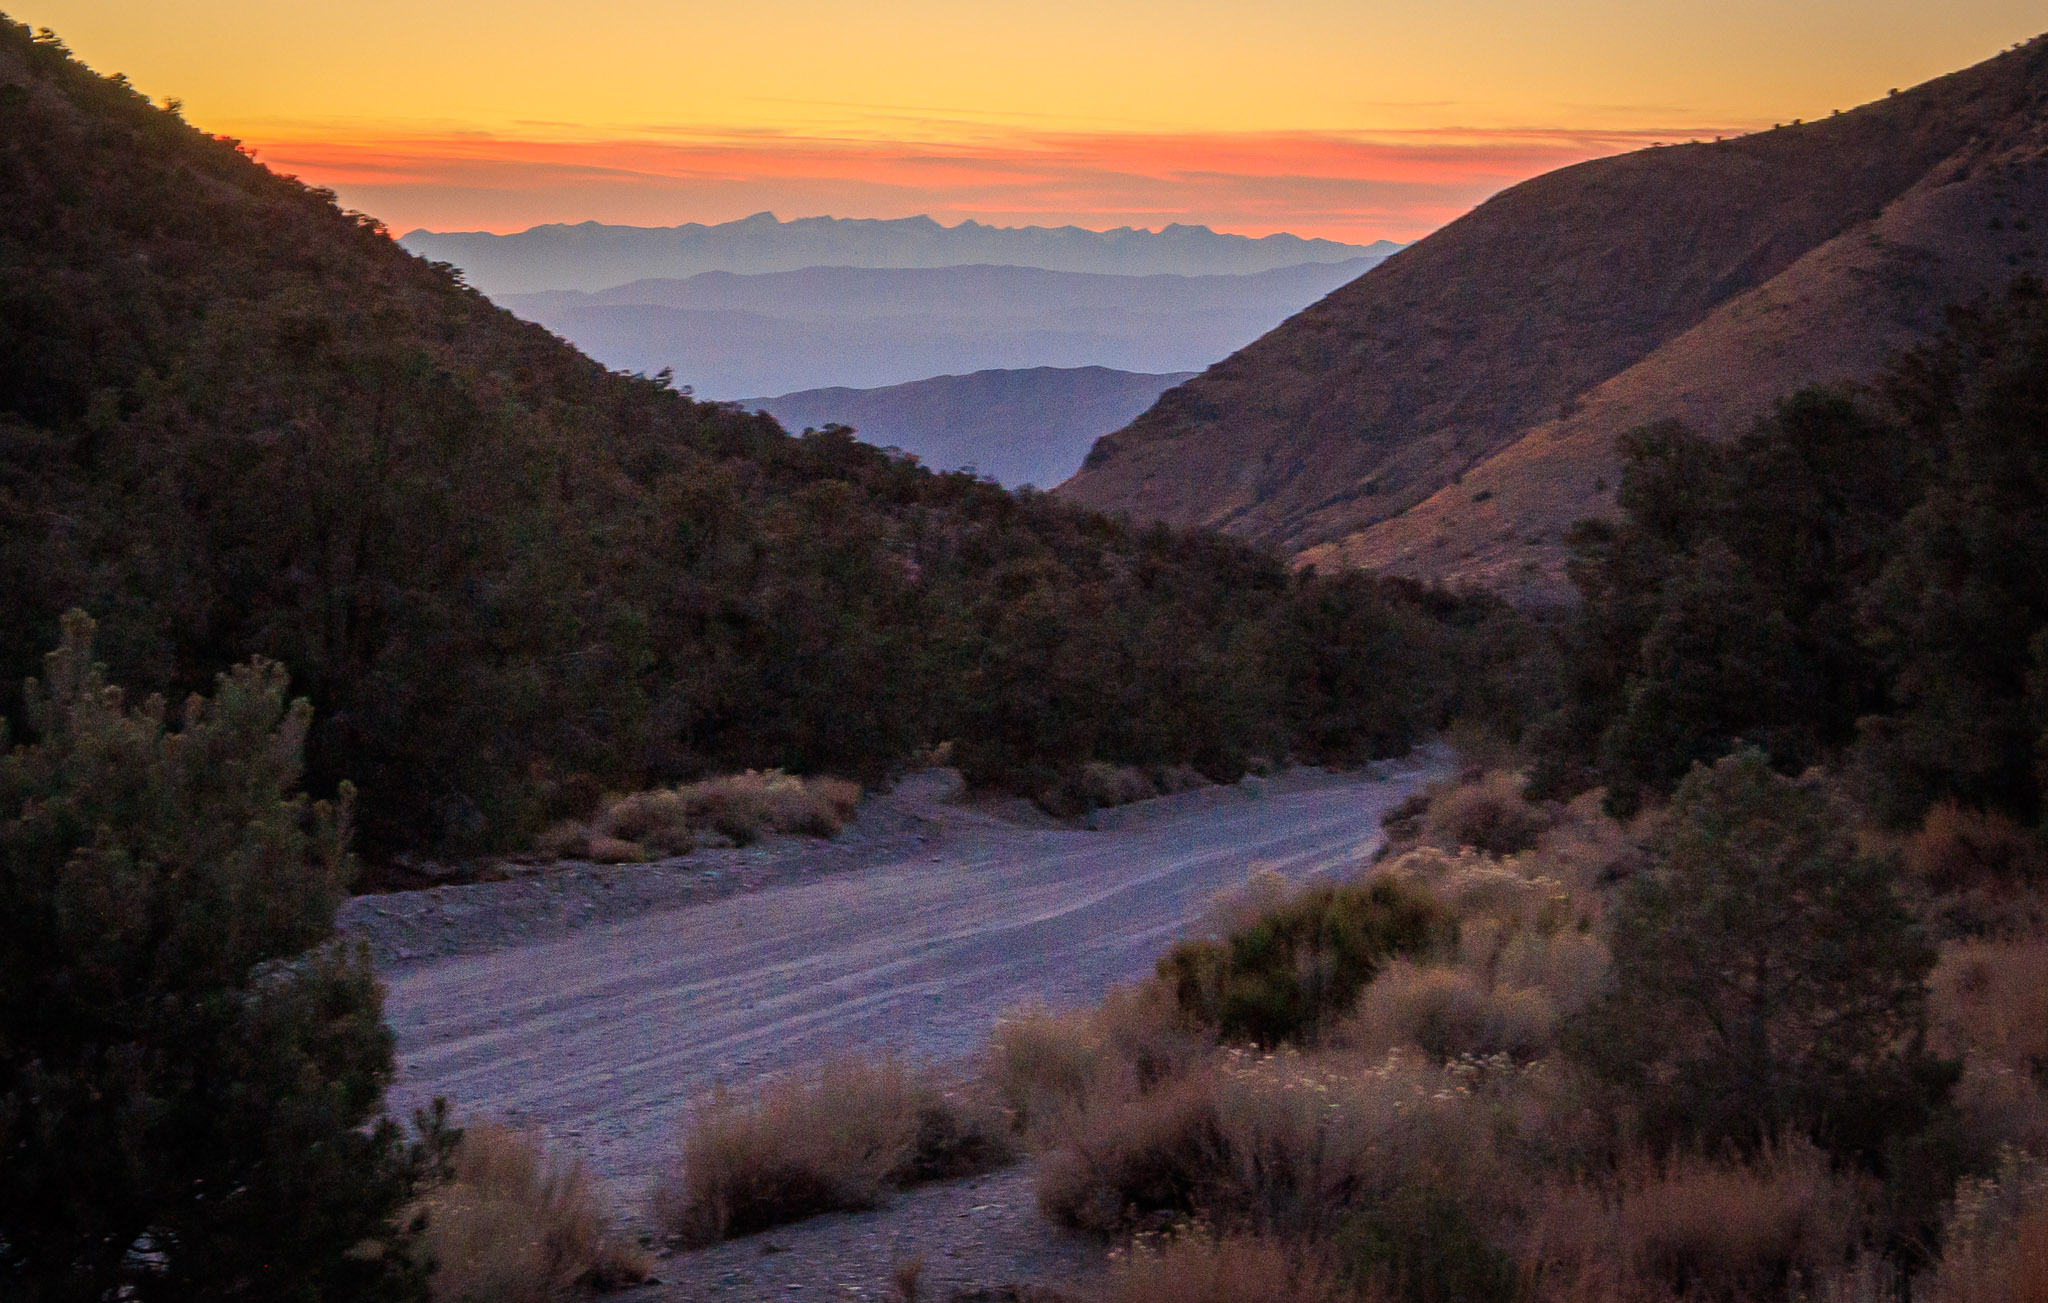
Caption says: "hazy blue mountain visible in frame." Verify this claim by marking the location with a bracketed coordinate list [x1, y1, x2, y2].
[401, 211, 1400, 294]
[744, 366, 1200, 489]
[501, 258, 1386, 397]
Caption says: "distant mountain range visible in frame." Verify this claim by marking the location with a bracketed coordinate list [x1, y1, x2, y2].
[500, 258, 1389, 397]
[400, 213, 1400, 295]
[743, 367, 1198, 489]
[1059, 37, 2048, 602]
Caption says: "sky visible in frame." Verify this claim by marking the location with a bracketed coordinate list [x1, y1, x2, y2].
[12, 2, 2045, 242]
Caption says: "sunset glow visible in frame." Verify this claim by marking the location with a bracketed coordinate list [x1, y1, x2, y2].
[12, 0, 2045, 239]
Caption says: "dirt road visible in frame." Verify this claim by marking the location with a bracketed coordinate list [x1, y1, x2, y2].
[379, 754, 1447, 1209]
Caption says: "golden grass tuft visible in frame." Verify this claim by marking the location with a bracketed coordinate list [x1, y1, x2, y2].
[533, 769, 861, 860]
[653, 1054, 1011, 1247]
[413, 1125, 648, 1303]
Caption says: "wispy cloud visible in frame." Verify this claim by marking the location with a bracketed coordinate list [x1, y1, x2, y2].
[248, 122, 1743, 240]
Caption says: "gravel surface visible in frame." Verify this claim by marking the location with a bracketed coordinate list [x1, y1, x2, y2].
[358, 751, 1450, 1299]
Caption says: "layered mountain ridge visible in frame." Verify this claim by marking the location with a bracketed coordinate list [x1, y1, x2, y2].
[403, 213, 1398, 295]
[497, 258, 1388, 396]
[1058, 37, 2048, 602]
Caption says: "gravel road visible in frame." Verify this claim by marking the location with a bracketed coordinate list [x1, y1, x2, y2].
[370, 752, 1447, 1294]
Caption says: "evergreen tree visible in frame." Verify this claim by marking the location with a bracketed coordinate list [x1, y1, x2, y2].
[0, 613, 445, 1302]
[1578, 750, 1950, 1163]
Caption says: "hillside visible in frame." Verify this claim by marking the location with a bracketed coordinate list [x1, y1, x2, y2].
[744, 367, 1198, 488]
[498, 259, 1385, 396]
[1059, 36, 2048, 601]
[0, 19, 1508, 861]
[401, 213, 1397, 294]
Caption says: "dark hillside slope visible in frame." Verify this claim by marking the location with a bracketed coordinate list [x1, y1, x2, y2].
[0, 20, 1506, 860]
[1060, 37, 2048, 598]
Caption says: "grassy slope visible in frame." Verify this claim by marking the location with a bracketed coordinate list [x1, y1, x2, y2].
[1059, 37, 2048, 598]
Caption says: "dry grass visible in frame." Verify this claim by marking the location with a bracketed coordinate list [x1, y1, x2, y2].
[653, 1055, 1012, 1247]
[1527, 1142, 1864, 1303]
[414, 1125, 648, 1303]
[1104, 1231, 1339, 1303]
[533, 769, 861, 860]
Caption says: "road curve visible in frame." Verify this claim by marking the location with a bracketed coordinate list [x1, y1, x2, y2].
[381, 754, 1447, 1199]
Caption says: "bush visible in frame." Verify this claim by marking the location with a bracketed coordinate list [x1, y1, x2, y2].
[533, 770, 862, 860]
[1035, 1048, 1506, 1239]
[1159, 878, 1450, 1046]
[414, 1126, 648, 1302]
[1420, 771, 1551, 855]
[1348, 960, 1559, 1061]
[653, 1055, 1011, 1246]
[0, 613, 443, 1301]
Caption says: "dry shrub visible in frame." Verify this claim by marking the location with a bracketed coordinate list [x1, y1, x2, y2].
[1927, 1150, 2048, 1303]
[989, 1004, 1105, 1136]
[1105, 1231, 1339, 1303]
[1932, 937, 2048, 1152]
[531, 770, 860, 860]
[1344, 847, 1609, 1062]
[654, 1055, 1011, 1247]
[415, 1125, 648, 1303]
[532, 821, 594, 861]
[1492, 927, 1611, 1017]
[1421, 770, 1550, 856]
[1037, 1048, 1508, 1239]
[598, 789, 696, 856]
[988, 985, 1203, 1140]
[1347, 960, 1558, 1061]
[1909, 803, 2045, 896]
[1528, 1142, 1864, 1303]
[1085, 762, 1160, 809]
[663, 769, 860, 845]
[1196, 867, 1298, 941]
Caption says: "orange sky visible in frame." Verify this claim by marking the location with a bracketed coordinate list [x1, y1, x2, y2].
[12, 1, 2045, 240]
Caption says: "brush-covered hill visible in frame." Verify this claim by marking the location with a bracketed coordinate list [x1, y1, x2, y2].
[0, 19, 1517, 862]
[1058, 36, 2048, 602]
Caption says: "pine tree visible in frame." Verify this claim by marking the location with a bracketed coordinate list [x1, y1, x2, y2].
[0, 612, 446, 1302]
